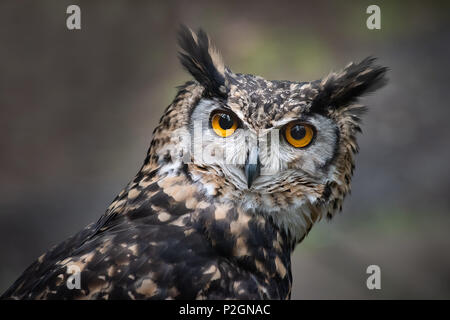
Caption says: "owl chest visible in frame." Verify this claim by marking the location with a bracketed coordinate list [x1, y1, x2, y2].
[189, 211, 293, 299]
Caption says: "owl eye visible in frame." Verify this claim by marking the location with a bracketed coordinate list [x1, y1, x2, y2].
[284, 122, 315, 148]
[211, 111, 238, 137]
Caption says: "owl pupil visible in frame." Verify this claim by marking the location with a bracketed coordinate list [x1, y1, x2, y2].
[219, 114, 233, 130]
[291, 125, 306, 140]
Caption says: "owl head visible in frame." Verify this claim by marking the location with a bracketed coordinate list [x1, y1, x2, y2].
[146, 26, 387, 243]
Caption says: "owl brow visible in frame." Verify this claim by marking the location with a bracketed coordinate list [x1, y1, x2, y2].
[272, 115, 314, 129]
[214, 104, 233, 112]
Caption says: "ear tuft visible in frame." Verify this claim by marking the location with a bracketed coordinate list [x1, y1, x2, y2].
[311, 57, 388, 113]
[177, 25, 228, 97]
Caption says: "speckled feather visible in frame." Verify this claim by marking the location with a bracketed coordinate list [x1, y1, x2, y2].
[1, 27, 387, 300]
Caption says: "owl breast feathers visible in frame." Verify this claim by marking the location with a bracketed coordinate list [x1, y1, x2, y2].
[2, 26, 387, 300]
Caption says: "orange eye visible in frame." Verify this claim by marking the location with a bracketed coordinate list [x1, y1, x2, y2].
[211, 112, 238, 137]
[284, 122, 315, 148]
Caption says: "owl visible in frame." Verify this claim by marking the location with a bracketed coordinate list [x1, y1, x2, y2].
[1, 26, 387, 300]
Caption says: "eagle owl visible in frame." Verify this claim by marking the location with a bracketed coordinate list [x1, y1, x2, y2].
[2, 27, 387, 300]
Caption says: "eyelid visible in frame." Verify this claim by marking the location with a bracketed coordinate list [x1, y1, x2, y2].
[209, 109, 241, 128]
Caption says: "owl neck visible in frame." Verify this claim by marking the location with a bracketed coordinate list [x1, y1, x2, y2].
[111, 158, 294, 298]
[185, 169, 294, 298]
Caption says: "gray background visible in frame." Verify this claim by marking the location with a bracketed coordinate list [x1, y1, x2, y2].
[1, 0, 449, 299]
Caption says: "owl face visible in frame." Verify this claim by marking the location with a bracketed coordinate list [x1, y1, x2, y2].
[151, 26, 387, 241]
[189, 77, 340, 197]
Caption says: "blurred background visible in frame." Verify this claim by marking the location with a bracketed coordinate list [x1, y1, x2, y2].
[0, 0, 449, 299]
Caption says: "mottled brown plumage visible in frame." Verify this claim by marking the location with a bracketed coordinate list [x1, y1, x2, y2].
[1, 26, 387, 300]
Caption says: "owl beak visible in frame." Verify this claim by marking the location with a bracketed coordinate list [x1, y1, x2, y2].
[245, 147, 261, 188]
